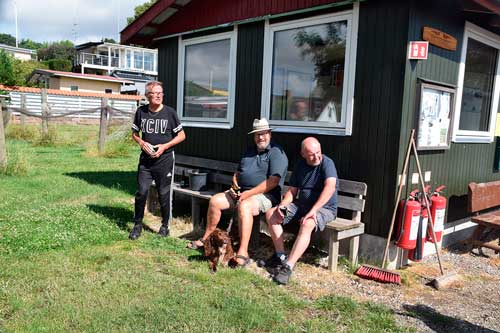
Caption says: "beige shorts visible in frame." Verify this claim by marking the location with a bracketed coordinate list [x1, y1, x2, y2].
[225, 191, 275, 213]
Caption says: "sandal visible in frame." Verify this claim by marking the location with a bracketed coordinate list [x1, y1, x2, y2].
[233, 255, 252, 268]
[187, 238, 205, 250]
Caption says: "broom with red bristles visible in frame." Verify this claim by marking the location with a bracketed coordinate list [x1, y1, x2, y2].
[355, 130, 417, 284]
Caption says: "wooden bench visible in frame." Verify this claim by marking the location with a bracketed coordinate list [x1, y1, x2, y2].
[147, 154, 367, 271]
[146, 154, 238, 229]
[467, 181, 500, 255]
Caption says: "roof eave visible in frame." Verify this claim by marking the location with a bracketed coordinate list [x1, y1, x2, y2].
[121, 0, 177, 45]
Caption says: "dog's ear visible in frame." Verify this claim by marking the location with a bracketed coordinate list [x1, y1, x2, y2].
[204, 235, 213, 257]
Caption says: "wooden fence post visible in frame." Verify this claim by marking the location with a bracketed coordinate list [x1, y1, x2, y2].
[41, 89, 49, 135]
[0, 102, 7, 170]
[98, 98, 108, 154]
[20, 94, 26, 127]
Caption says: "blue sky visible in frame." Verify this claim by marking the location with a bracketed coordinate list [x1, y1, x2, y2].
[0, 0, 147, 45]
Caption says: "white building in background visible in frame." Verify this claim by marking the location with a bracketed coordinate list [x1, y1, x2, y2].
[73, 42, 158, 95]
[0, 43, 36, 61]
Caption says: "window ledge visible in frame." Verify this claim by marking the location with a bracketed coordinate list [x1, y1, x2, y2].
[181, 121, 233, 130]
[272, 126, 350, 136]
[452, 135, 494, 144]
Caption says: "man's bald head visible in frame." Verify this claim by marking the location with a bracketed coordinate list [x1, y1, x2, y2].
[301, 137, 322, 166]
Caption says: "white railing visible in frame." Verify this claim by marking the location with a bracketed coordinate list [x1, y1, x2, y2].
[79, 53, 119, 68]
[78, 52, 157, 73]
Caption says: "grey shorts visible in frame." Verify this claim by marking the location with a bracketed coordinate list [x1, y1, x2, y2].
[281, 202, 336, 232]
[226, 191, 275, 213]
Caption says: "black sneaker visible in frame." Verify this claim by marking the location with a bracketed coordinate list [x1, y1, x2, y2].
[257, 253, 287, 275]
[129, 224, 142, 240]
[273, 264, 292, 285]
[158, 225, 170, 237]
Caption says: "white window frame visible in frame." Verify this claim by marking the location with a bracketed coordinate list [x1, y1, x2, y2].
[453, 22, 500, 143]
[260, 3, 359, 136]
[177, 29, 238, 129]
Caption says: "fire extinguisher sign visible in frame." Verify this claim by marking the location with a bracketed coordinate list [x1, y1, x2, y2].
[434, 209, 445, 232]
[409, 212, 421, 241]
[408, 41, 429, 60]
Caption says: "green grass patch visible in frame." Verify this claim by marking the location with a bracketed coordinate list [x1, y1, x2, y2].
[0, 147, 30, 176]
[0, 125, 410, 332]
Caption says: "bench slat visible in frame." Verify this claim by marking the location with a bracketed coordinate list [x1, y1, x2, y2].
[176, 154, 238, 173]
[338, 195, 365, 212]
[471, 211, 500, 228]
[468, 181, 500, 213]
[338, 179, 367, 196]
[326, 217, 362, 231]
[173, 184, 215, 200]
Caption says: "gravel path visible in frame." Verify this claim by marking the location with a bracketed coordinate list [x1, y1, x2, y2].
[170, 217, 500, 332]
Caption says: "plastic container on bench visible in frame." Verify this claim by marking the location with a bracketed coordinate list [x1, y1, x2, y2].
[188, 170, 208, 191]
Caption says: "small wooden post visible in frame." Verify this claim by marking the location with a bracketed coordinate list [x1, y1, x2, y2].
[0, 102, 7, 170]
[20, 94, 26, 126]
[41, 89, 49, 135]
[98, 98, 108, 153]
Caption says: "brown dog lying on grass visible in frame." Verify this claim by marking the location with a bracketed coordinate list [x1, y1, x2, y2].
[204, 228, 236, 272]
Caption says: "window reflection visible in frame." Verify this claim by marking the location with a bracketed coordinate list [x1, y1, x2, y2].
[270, 21, 347, 124]
[183, 39, 230, 119]
[459, 39, 498, 132]
[134, 51, 143, 69]
[144, 52, 154, 71]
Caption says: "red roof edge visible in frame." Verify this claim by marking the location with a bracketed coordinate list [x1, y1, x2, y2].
[121, 0, 176, 45]
[470, 0, 500, 14]
[0, 85, 143, 101]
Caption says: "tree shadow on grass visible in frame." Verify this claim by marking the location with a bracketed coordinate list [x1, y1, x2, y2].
[87, 204, 132, 231]
[402, 304, 497, 333]
[65, 171, 136, 195]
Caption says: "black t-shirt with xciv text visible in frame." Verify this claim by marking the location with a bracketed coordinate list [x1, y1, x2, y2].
[132, 104, 183, 158]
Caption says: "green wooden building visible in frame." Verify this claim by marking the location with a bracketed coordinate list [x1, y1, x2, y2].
[122, 0, 500, 256]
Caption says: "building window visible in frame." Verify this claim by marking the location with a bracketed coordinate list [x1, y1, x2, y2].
[144, 52, 154, 72]
[261, 6, 359, 135]
[453, 22, 500, 143]
[134, 51, 143, 69]
[70, 85, 78, 91]
[177, 30, 237, 128]
[105, 88, 112, 94]
[126, 50, 132, 69]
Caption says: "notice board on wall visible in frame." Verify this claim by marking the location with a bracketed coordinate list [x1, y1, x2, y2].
[415, 81, 456, 150]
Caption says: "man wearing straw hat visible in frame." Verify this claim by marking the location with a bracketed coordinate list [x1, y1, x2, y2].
[187, 118, 288, 267]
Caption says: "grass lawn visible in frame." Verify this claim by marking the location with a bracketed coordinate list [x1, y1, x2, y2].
[0, 125, 411, 332]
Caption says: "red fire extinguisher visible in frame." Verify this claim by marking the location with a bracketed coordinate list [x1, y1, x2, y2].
[427, 185, 446, 243]
[395, 189, 421, 250]
[408, 190, 429, 262]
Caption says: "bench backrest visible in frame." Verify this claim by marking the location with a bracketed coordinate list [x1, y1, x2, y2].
[468, 181, 500, 213]
[175, 154, 237, 185]
[175, 154, 367, 218]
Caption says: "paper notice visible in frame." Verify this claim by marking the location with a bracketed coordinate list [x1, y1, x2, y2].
[496, 113, 500, 137]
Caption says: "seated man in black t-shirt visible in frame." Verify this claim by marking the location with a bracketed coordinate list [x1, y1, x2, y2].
[265, 137, 338, 285]
[187, 119, 288, 267]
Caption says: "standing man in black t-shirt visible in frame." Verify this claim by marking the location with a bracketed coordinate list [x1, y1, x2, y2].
[265, 137, 338, 284]
[129, 81, 186, 240]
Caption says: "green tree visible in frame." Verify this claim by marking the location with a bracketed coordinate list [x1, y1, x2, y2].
[126, 0, 157, 25]
[0, 50, 16, 86]
[102, 38, 117, 43]
[12, 59, 48, 86]
[19, 39, 45, 50]
[0, 33, 16, 47]
[37, 40, 75, 62]
[45, 58, 72, 72]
